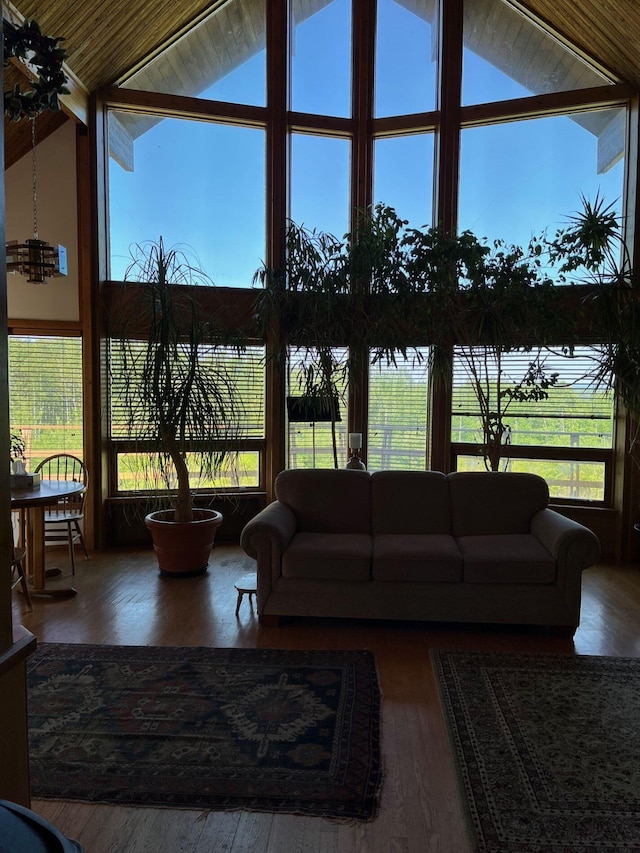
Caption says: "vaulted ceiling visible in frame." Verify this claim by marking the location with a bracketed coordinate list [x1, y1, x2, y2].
[4, 0, 640, 167]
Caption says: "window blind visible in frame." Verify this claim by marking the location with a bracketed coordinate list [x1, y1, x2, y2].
[451, 346, 614, 449]
[109, 342, 265, 441]
[8, 334, 84, 467]
[368, 347, 430, 470]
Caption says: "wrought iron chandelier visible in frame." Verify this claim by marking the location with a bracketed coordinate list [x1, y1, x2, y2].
[6, 117, 67, 283]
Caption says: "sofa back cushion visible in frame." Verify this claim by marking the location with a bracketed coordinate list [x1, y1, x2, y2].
[275, 468, 372, 533]
[371, 470, 451, 534]
[448, 471, 549, 536]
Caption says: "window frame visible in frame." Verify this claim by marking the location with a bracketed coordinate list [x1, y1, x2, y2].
[97, 0, 635, 513]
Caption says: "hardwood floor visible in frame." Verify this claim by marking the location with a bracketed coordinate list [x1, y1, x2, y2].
[12, 544, 640, 852]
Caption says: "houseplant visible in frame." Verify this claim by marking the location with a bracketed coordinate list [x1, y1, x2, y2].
[108, 238, 245, 576]
[255, 222, 351, 468]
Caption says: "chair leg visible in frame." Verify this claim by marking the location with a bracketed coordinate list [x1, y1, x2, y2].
[11, 560, 33, 612]
[67, 524, 76, 576]
[19, 570, 33, 612]
[75, 520, 90, 560]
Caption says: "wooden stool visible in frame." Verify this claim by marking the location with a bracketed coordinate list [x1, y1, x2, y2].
[234, 573, 257, 616]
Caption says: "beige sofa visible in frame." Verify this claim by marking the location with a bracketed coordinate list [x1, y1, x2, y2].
[240, 469, 601, 633]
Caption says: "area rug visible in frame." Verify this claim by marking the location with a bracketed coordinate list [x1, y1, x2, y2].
[27, 643, 382, 820]
[431, 649, 640, 853]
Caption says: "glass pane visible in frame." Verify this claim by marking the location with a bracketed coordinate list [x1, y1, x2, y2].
[287, 347, 348, 469]
[290, 134, 350, 236]
[291, 0, 352, 117]
[456, 456, 606, 502]
[463, 0, 611, 106]
[8, 335, 84, 470]
[110, 342, 265, 441]
[374, 133, 434, 226]
[108, 113, 266, 287]
[458, 109, 625, 254]
[117, 451, 260, 491]
[375, 0, 437, 117]
[451, 347, 614, 450]
[368, 348, 430, 470]
[121, 0, 266, 106]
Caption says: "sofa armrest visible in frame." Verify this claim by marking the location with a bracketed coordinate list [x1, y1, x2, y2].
[240, 500, 297, 559]
[531, 507, 601, 571]
[240, 501, 297, 614]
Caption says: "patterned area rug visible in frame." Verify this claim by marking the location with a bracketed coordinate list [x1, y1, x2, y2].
[432, 649, 640, 853]
[27, 644, 382, 820]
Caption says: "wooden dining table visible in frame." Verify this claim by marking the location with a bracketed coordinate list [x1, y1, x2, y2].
[10, 479, 85, 598]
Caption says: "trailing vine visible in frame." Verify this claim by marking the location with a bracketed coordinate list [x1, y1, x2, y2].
[3, 17, 68, 121]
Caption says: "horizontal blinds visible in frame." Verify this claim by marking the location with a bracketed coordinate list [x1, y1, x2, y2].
[368, 348, 430, 470]
[109, 342, 265, 440]
[8, 335, 84, 465]
[287, 347, 348, 469]
[451, 346, 614, 447]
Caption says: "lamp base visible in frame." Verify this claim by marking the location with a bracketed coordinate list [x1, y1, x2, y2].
[346, 453, 366, 470]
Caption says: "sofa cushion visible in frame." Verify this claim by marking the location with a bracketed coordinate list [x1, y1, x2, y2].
[282, 532, 372, 580]
[275, 469, 371, 534]
[458, 534, 556, 583]
[372, 534, 463, 582]
[448, 471, 549, 536]
[371, 470, 451, 534]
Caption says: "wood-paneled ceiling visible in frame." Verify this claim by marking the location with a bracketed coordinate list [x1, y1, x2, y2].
[4, 0, 640, 167]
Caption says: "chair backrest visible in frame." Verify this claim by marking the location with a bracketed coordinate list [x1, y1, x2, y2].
[34, 454, 88, 517]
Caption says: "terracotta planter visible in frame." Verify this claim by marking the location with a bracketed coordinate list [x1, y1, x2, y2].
[144, 508, 223, 577]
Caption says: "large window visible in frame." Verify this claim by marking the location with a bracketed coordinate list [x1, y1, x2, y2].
[8, 335, 84, 470]
[109, 343, 265, 493]
[103, 0, 631, 508]
[451, 346, 615, 502]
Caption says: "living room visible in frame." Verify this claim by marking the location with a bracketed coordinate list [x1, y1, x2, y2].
[2, 0, 640, 850]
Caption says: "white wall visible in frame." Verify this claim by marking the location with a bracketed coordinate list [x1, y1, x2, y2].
[4, 121, 79, 322]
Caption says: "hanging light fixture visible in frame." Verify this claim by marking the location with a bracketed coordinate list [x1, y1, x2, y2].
[6, 117, 67, 283]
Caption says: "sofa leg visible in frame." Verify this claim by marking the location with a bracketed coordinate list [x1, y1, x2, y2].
[259, 614, 281, 628]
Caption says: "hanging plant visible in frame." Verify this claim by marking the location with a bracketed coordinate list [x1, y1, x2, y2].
[3, 18, 69, 121]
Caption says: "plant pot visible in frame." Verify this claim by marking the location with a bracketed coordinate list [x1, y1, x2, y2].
[144, 508, 223, 577]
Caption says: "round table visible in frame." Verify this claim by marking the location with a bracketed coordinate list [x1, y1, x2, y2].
[10, 480, 85, 598]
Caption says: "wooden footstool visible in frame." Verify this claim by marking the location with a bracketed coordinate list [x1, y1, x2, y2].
[234, 573, 257, 616]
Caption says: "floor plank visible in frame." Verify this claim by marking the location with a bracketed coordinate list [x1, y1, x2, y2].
[12, 544, 640, 852]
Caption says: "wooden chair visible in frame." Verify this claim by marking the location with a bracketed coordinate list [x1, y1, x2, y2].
[34, 454, 89, 575]
[10, 545, 32, 611]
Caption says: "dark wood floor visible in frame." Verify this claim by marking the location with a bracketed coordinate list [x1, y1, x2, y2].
[12, 544, 640, 852]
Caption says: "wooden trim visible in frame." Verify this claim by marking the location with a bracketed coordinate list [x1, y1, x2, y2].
[288, 112, 354, 136]
[460, 83, 635, 128]
[264, 0, 288, 498]
[99, 86, 267, 128]
[7, 319, 82, 334]
[76, 124, 98, 551]
[617, 94, 640, 561]
[0, 625, 36, 677]
[90, 93, 110, 547]
[373, 111, 440, 137]
[434, 0, 462, 232]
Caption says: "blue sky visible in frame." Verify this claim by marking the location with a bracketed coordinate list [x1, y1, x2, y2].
[108, 0, 625, 284]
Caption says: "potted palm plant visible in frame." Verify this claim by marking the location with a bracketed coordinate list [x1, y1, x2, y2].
[109, 238, 245, 576]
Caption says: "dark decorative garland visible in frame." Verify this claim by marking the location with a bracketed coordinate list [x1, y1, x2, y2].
[3, 17, 69, 121]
